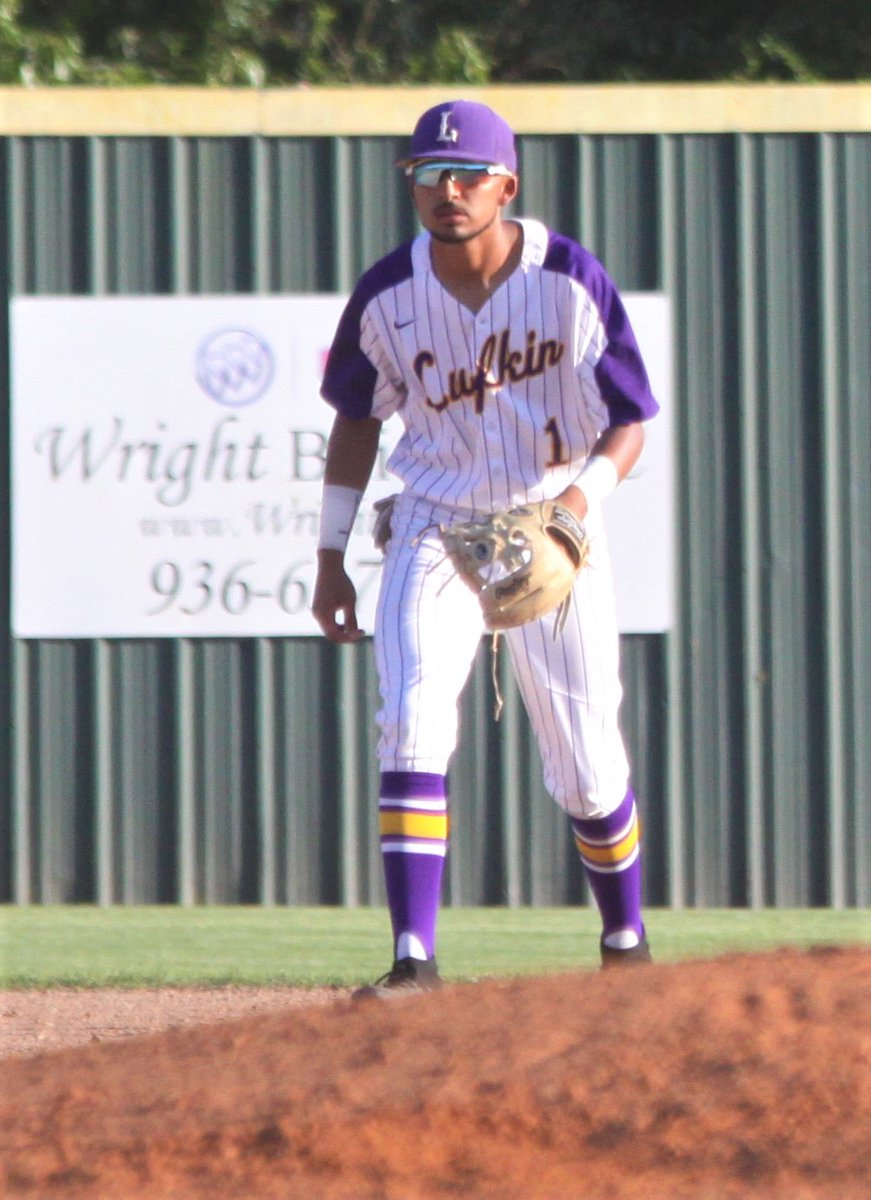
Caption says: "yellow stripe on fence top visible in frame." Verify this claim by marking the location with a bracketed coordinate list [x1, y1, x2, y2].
[0, 83, 868, 137]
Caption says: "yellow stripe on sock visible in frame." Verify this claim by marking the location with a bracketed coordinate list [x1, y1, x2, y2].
[380, 811, 449, 840]
[574, 816, 639, 866]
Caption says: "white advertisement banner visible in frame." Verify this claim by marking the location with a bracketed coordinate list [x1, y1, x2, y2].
[11, 293, 673, 639]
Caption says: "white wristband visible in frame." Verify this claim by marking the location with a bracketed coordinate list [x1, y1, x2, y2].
[577, 455, 619, 507]
[317, 483, 363, 551]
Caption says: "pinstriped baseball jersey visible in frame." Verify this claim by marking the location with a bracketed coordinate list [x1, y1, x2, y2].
[321, 218, 659, 511]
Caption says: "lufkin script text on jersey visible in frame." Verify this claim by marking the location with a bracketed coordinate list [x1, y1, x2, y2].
[413, 328, 565, 414]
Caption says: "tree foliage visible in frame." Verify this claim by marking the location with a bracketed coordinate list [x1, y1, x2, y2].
[2, 0, 868, 86]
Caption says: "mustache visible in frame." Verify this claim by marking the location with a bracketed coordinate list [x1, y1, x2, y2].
[434, 202, 468, 216]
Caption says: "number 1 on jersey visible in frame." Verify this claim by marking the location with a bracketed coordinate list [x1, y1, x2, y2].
[544, 417, 568, 467]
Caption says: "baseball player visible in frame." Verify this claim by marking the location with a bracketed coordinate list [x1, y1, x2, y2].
[313, 99, 659, 995]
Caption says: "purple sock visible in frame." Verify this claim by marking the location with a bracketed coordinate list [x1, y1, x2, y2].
[379, 771, 448, 960]
[572, 789, 644, 940]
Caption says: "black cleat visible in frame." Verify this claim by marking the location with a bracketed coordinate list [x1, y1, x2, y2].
[600, 934, 653, 969]
[352, 955, 443, 1001]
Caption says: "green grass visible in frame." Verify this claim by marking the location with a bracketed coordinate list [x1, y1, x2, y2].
[1, 905, 868, 989]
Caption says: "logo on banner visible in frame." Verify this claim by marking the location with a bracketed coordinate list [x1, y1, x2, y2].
[196, 328, 275, 407]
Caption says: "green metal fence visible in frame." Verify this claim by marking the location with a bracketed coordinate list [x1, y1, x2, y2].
[1, 88, 869, 908]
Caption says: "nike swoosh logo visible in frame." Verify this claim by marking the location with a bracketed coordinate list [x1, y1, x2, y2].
[394, 318, 417, 329]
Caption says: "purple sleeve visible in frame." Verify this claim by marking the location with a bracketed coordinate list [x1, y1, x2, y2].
[320, 242, 415, 420]
[544, 234, 660, 426]
[320, 289, 378, 420]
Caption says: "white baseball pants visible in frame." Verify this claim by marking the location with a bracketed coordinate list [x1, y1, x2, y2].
[374, 491, 630, 819]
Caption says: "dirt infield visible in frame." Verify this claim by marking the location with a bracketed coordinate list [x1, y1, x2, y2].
[1, 946, 869, 1199]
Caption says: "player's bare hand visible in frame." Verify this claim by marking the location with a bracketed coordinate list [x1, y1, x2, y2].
[312, 551, 365, 643]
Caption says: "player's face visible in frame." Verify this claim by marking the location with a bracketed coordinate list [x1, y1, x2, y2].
[410, 163, 518, 244]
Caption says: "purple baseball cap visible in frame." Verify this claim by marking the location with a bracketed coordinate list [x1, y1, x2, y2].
[398, 100, 517, 172]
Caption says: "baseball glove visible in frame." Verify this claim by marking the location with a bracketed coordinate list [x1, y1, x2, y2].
[440, 500, 590, 632]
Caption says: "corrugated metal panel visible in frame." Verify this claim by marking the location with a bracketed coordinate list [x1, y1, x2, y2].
[1, 122, 869, 909]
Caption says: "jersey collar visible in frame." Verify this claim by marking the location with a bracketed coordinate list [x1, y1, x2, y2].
[413, 217, 548, 277]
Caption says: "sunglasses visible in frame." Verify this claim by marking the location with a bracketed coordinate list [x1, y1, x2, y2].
[406, 161, 513, 188]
